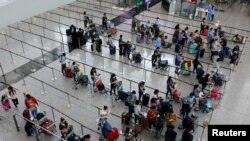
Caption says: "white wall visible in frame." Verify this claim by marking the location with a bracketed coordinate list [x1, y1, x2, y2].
[0, 0, 75, 28]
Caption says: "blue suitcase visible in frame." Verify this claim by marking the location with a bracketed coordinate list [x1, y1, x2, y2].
[136, 35, 141, 43]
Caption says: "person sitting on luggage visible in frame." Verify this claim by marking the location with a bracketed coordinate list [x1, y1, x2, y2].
[59, 117, 69, 138]
[110, 73, 118, 95]
[90, 67, 99, 87]
[147, 106, 158, 131]
[98, 105, 110, 130]
[134, 100, 142, 124]
[25, 94, 38, 118]
[25, 117, 35, 136]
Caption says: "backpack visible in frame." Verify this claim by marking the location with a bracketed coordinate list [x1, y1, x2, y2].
[155, 116, 164, 130]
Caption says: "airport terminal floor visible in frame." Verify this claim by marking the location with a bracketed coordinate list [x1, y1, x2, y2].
[0, 0, 250, 141]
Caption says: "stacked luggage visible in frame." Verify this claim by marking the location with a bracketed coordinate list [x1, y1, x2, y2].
[189, 43, 198, 54]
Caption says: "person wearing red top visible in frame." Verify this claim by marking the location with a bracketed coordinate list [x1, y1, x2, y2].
[24, 94, 38, 118]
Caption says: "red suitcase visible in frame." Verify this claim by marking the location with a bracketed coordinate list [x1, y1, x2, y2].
[210, 87, 220, 99]
[2, 99, 11, 110]
[22, 109, 31, 120]
[203, 28, 208, 36]
[107, 127, 119, 141]
[64, 67, 73, 78]
[122, 112, 130, 125]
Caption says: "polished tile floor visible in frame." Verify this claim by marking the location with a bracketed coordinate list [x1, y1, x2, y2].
[0, 0, 249, 141]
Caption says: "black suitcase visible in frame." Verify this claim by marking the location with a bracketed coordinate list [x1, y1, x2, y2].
[200, 48, 205, 58]
[81, 75, 89, 86]
[110, 46, 116, 54]
[175, 44, 181, 53]
[142, 93, 150, 106]
[96, 44, 102, 53]
[119, 47, 123, 56]
[91, 44, 94, 52]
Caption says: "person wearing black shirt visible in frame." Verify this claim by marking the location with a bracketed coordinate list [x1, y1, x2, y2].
[59, 117, 69, 138]
[90, 67, 97, 87]
[138, 81, 145, 101]
[102, 13, 108, 31]
[192, 57, 203, 72]
[110, 73, 118, 95]
[181, 128, 193, 141]
[25, 120, 35, 136]
[119, 35, 125, 56]
[126, 41, 132, 60]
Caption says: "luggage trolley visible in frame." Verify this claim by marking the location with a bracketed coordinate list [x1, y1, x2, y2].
[37, 112, 56, 135]
[107, 21, 117, 34]
[93, 74, 108, 93]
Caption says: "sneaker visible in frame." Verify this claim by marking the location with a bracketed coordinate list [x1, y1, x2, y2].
[191, 114, 198, 119]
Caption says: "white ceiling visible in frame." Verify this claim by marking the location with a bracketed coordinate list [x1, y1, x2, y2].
[0, 0, 75, 28]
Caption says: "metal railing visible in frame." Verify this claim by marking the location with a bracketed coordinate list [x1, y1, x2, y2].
[41, 6, 245, 70]
[76, 0, 250, 37]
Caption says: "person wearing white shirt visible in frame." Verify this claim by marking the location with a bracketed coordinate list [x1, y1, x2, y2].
[98, 105, 109, 130]
[155, 17, 160, 28]
[59, 53, 66, 74]
[134, 100, 141, 124]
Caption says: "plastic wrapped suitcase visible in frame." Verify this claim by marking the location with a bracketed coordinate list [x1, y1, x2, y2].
[106, 127, 119, 141]
[189, 43, 198, 54]
[2, 99, 11, 110]
[122, 112, 130, 125]
[172, 89, 182, 102]
[210, 87, 220, 99]
[64, 67, 73, 78]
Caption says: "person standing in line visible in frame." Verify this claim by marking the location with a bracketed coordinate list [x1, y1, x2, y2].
[102, 13, 108, 31]
[90, 67, 98, 87]
[200, 18, 206, 35]
[98, 105, 110, 130]
[110, 73, 118, 95]
[166, 76, 174, 99]
[131, 16, 136, 33]
[165, 109, 177, 131]
[138, 81, 145, 102]
[24, 94, 38, 118]
[192, 57, 203, 72]
[83, 11, 88, 28]
[134, 100, 141, 124]
[210, 5, 215, 22]
[59, 53, 66, 75]
[8, 86, 19, 108]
